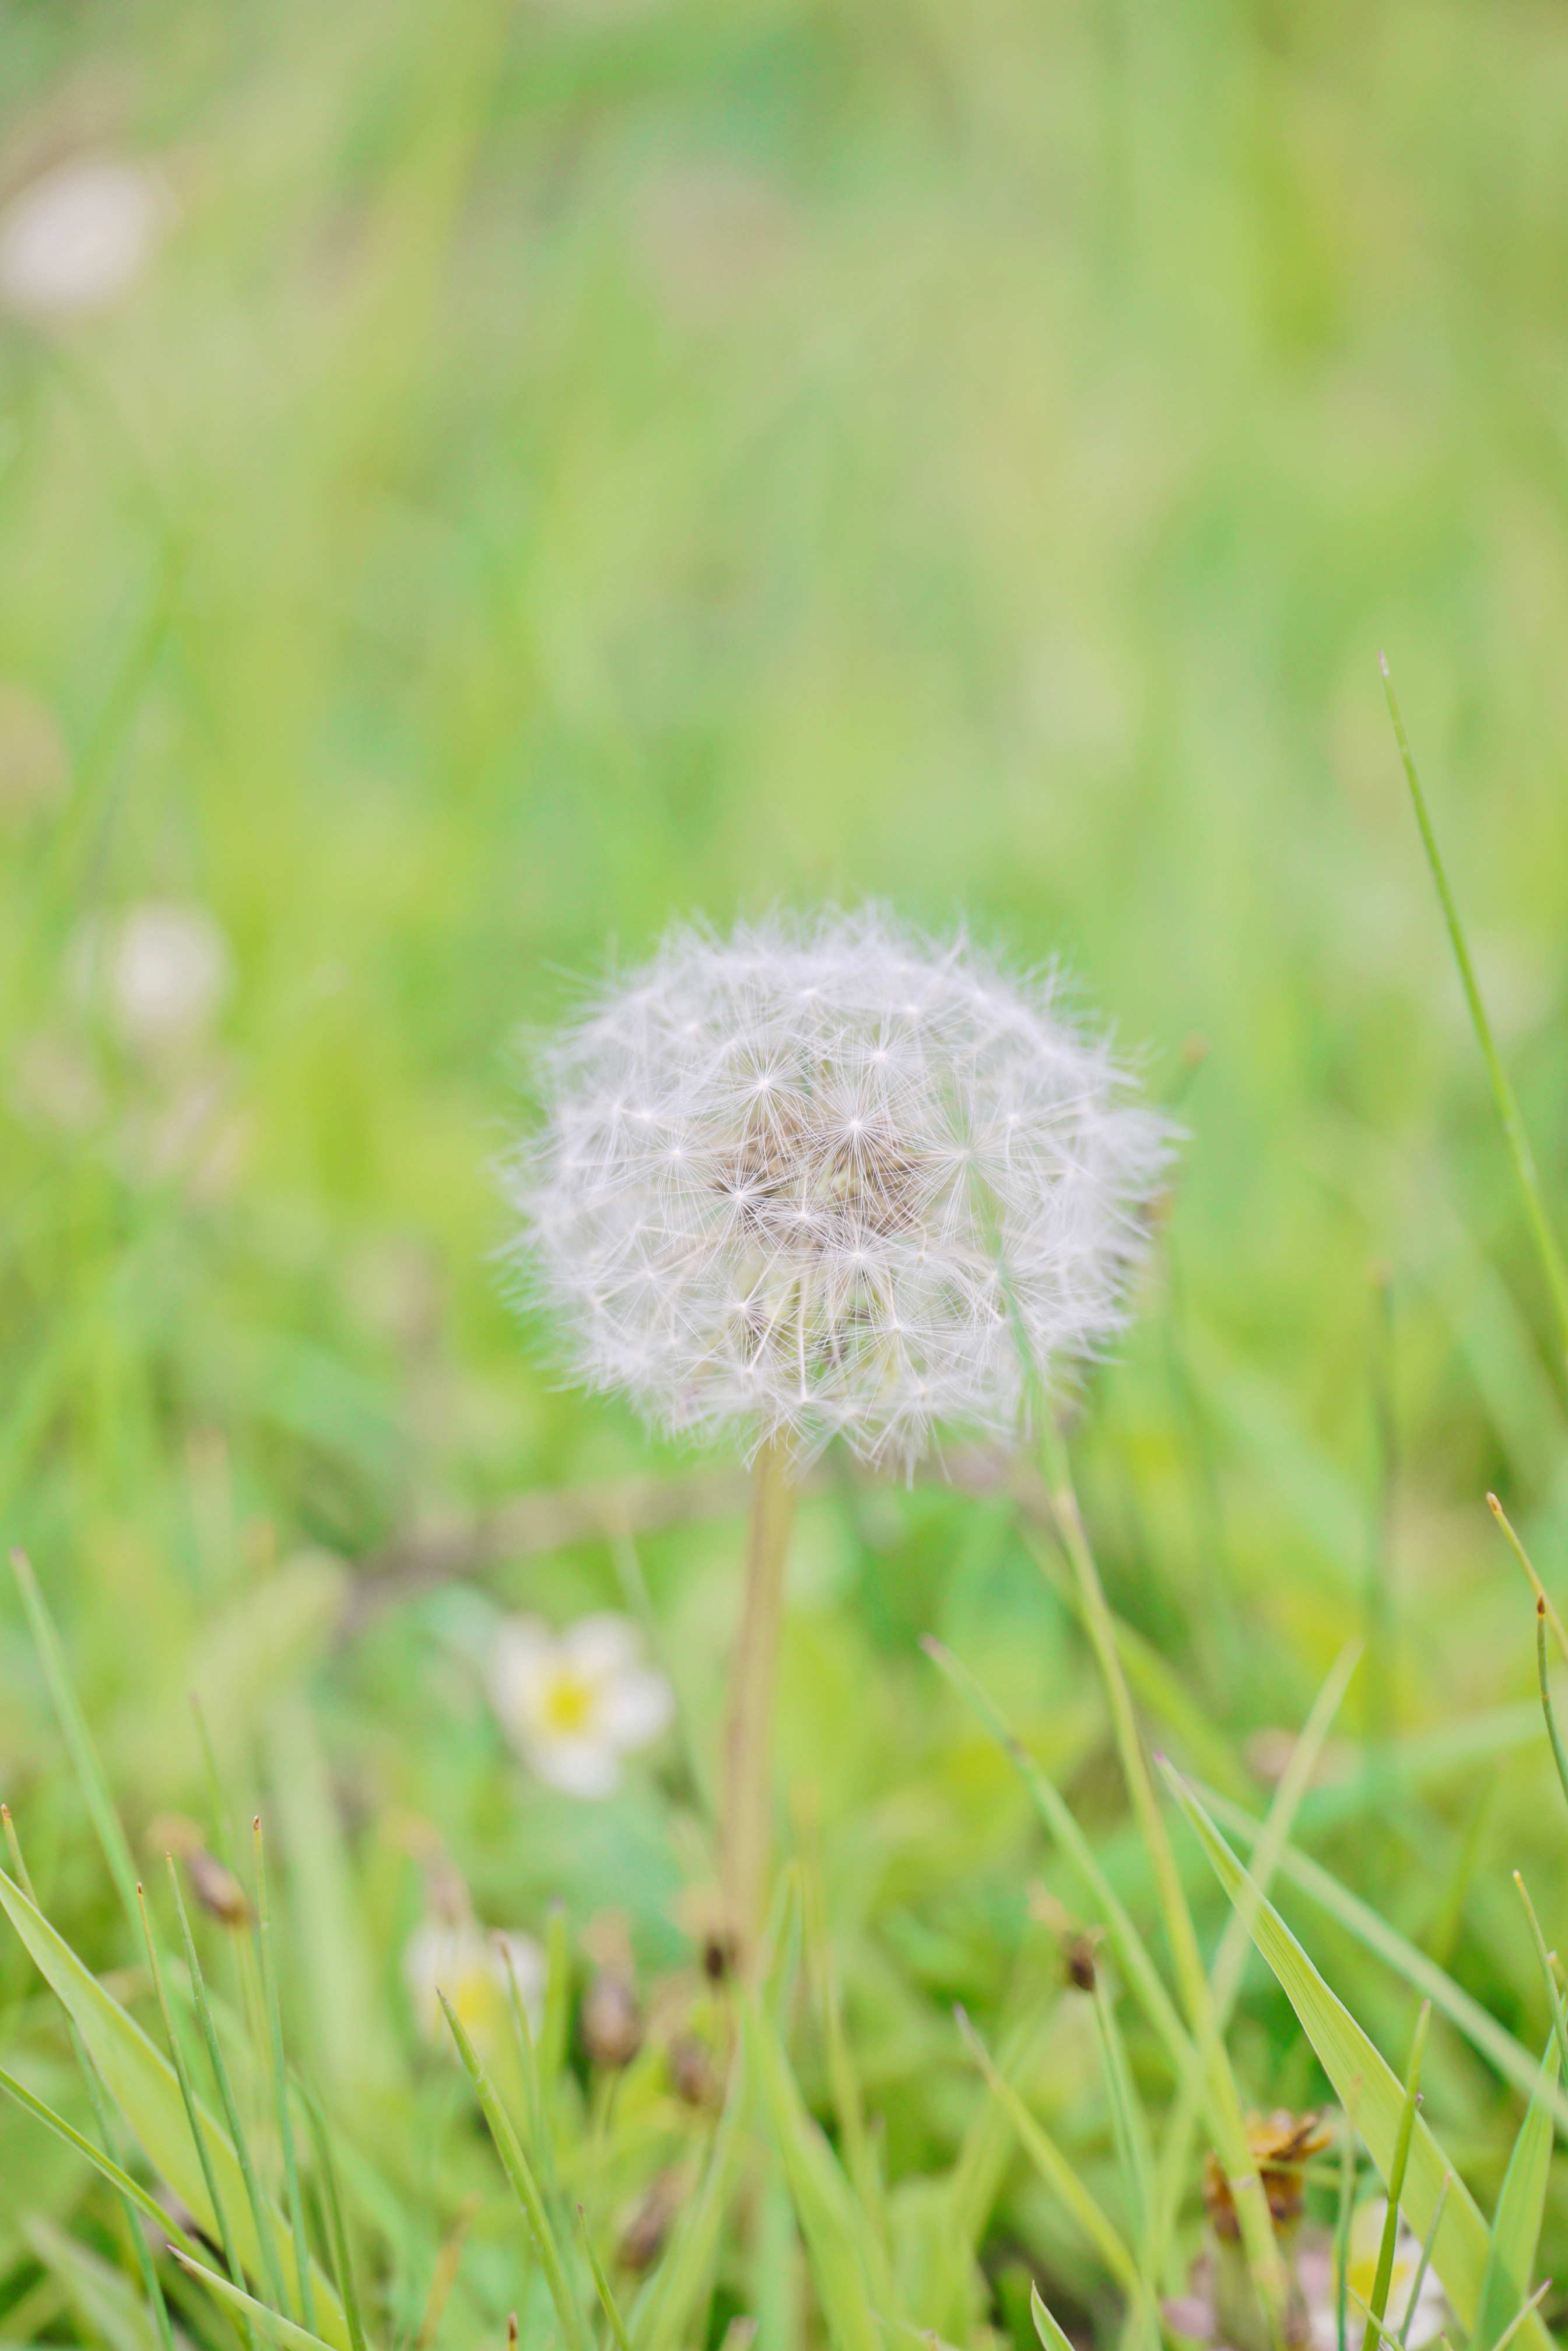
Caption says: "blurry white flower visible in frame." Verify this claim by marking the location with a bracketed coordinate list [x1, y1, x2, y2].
[74, 900, 231, 1051]
[490, 1612, 674, 1799]
[0, 159, 164, 315]
[506, 908, 1170, 1469]
[402, 1915, 545, 2059]
[1309, 2200, 1447, 2351]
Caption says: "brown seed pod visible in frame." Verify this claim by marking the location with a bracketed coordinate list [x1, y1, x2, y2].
[616, 2168, 688, 2272]
[667, 2032, 722, 2109]
[582, 1969, 643, 2069]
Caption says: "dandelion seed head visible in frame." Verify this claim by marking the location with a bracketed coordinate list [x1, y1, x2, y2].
[503, 908, 1172, 1469]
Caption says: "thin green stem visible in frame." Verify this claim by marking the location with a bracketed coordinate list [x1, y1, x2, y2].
[1383, 657, 1568, 1362]
[1534, 1603, 1568, 1819]
[1488, 1497, 1568, 1665]
[1335, 2106, 1357, 2351]
[1397, 2176, 1450, 2351]
[301, 2087, 369, 2351]
[1512, 1872, 1568, 2083]
[1359, 2002, 1429, 2351]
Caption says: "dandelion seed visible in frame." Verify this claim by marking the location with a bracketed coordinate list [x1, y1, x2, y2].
[489, 1612, 674, 1800]
[504, 907, 1171, 1471]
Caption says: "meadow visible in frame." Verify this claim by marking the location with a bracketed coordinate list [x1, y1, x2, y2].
[6, 2, 1568, 2348]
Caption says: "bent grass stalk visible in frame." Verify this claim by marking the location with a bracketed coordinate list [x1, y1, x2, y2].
[255, 1816, 315, 2331]
[1036, 1422, 1289, 2336]
[1488, 1498, 1568, 1666]
[1382, 657, 1568, 1364]
[720, 1436, 798, 1963]
[1359, 2003, 1430, 2351]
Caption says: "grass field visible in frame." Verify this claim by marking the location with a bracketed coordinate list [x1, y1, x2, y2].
[6, 3, 1568, 2349]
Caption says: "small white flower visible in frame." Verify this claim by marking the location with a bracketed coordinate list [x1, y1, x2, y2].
[505, 908, 1170, 1469]
[402, 1915, 545, 2059]
[490, 1612, 675, 1799]
[1311, 2199, 1448, 2351]
[77, 900, 231, 1051]
[0, 159, 164, 315]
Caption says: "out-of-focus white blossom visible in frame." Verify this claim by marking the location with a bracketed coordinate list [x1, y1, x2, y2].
[72, 901, 231, 1051]
[506, 908, 1170, 1469]
[489, 1612, 674, 1799]
[0, 159, 164, 315]
[1309, 2200, 1447, 2351]
[402, 1915, 545, 2059]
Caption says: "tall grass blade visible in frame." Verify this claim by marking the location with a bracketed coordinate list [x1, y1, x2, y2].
[171, 2252, 342, 2351]
[0, 2062, 206, 2265]
[10, 1549, 141, 1939]
[1190, 1785, 1568, 2137]
[1382, 657, 1568, 1360]
[438, 1991, 585, 2351]
[1030, 2280, 1076, 2351]
[1532, 1602, 1568, 1816]
[166, 1854, 290, 2313]
[0, 1866, 347, 2344]
[795, 1787, 881, 2244]
[255, 1818, 315, 2330]
[3, 1806, 174, 2351]
[953, 2006, 1139, 2297]
[1487, 1500, 1568, 1667]
[1359, 2004, 1430, 2351]
[1511, 1873, 1568, 2083]
[1162, 1764, 1552, 2351]
[631, 2045, 750, 2351]
[743, 1993, 886, 2351]
[301, 2087, 370, 2351]
[1472, 2035, 1559, 2351]
[1399, 2178, 1451, 2351]
[1089, 1973, 1153, 2251]
[1335, 2105, 1357, 2351]
[577, 2209, 633, 2351]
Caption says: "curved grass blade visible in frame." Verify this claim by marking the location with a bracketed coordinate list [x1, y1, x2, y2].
[0, 1866, 349, 2348]
[1511, 1874, 1568, 2083]
[3, 1806, 174, 2351]
[166, 1855, 289, 2312]
[577, 2208, 633, 2351]
[1031, 2280, 1076, 2351]
[1382, 658, 1568, 1360]
[1189, 1787, 1568, 2139]
[171, 2252, 340, 2351]
[1488, 1500, 1568, 1668]
[0, 2062, 208, 2266]
[439, 1992, 586, 2351]
[1533, 1602, 1568, 1816]
[1360, 2005, 1429, 2351]
[1473, 2035, 1559, 2351]
[953, 2006, 1139, 2297]
[1162, 1763, 1552, 2351]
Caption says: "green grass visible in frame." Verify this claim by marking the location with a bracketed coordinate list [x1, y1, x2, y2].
[7, 0, 1568, 2346]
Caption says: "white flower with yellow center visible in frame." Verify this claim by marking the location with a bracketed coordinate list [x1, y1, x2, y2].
[1311, 2199, 1448, 2351]
[490, 1612, 675, 1799]
[402, 1917, 545, 2061]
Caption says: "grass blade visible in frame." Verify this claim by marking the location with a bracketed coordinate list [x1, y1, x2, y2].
[0, 1865, 348, 2345]
[166, 1853, 290, 2313]
[577, 2208, 633, 2351]
[1030, 2280, 1076, 2351]
[0, 2062, 207, 2265]
[255, 1817, 315, 2331]
[953, 2006, 1139, 2297]
[171, 2252, 341, 2351]
[1511, 1873, 1568, 2083]
[301, 2087, 370, 2351]
[1399, 2178, 1451, 2351]
[1161, 1763, 1552, 2351]
[1533, 1601, 1568, 1817]
[743, 1993, 885, 2351]
[630, 2044, 750, 2351]
[439, 1991, 586, 2351]
[1487, 1500, 1568, 1667]
[1189, 1785, 1568, 2139]
[1359, 2004, 1430, 2351]
[1382, 657, 1568, 1360]
[1089, 1972, 1153, 2251]
[1473, 2034, 1559, 2351]
[10, 1549, 141, 1941]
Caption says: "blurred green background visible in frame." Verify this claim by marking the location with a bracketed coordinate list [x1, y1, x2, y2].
[6, 0, 1568, 2338]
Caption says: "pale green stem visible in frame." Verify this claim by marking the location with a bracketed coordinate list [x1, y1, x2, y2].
[720, 1436, 798, 1963]
[1383, 657, 1568, 1363]
[1039, 1426, 1288, 2338]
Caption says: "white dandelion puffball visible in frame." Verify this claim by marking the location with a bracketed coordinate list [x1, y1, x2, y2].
[506, 909, 1171, 1469]
[403, 1916, 545, 2058]
[490, 1613, 675, 1800]
[0, 160, 163, 316]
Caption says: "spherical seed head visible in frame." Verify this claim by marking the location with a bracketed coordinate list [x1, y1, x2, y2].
[504, 908, 1173, 1471]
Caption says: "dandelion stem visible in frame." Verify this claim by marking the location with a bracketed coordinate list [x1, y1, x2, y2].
[1382, 657, 1568, 1363]
[720, 1434, 797, 1964]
